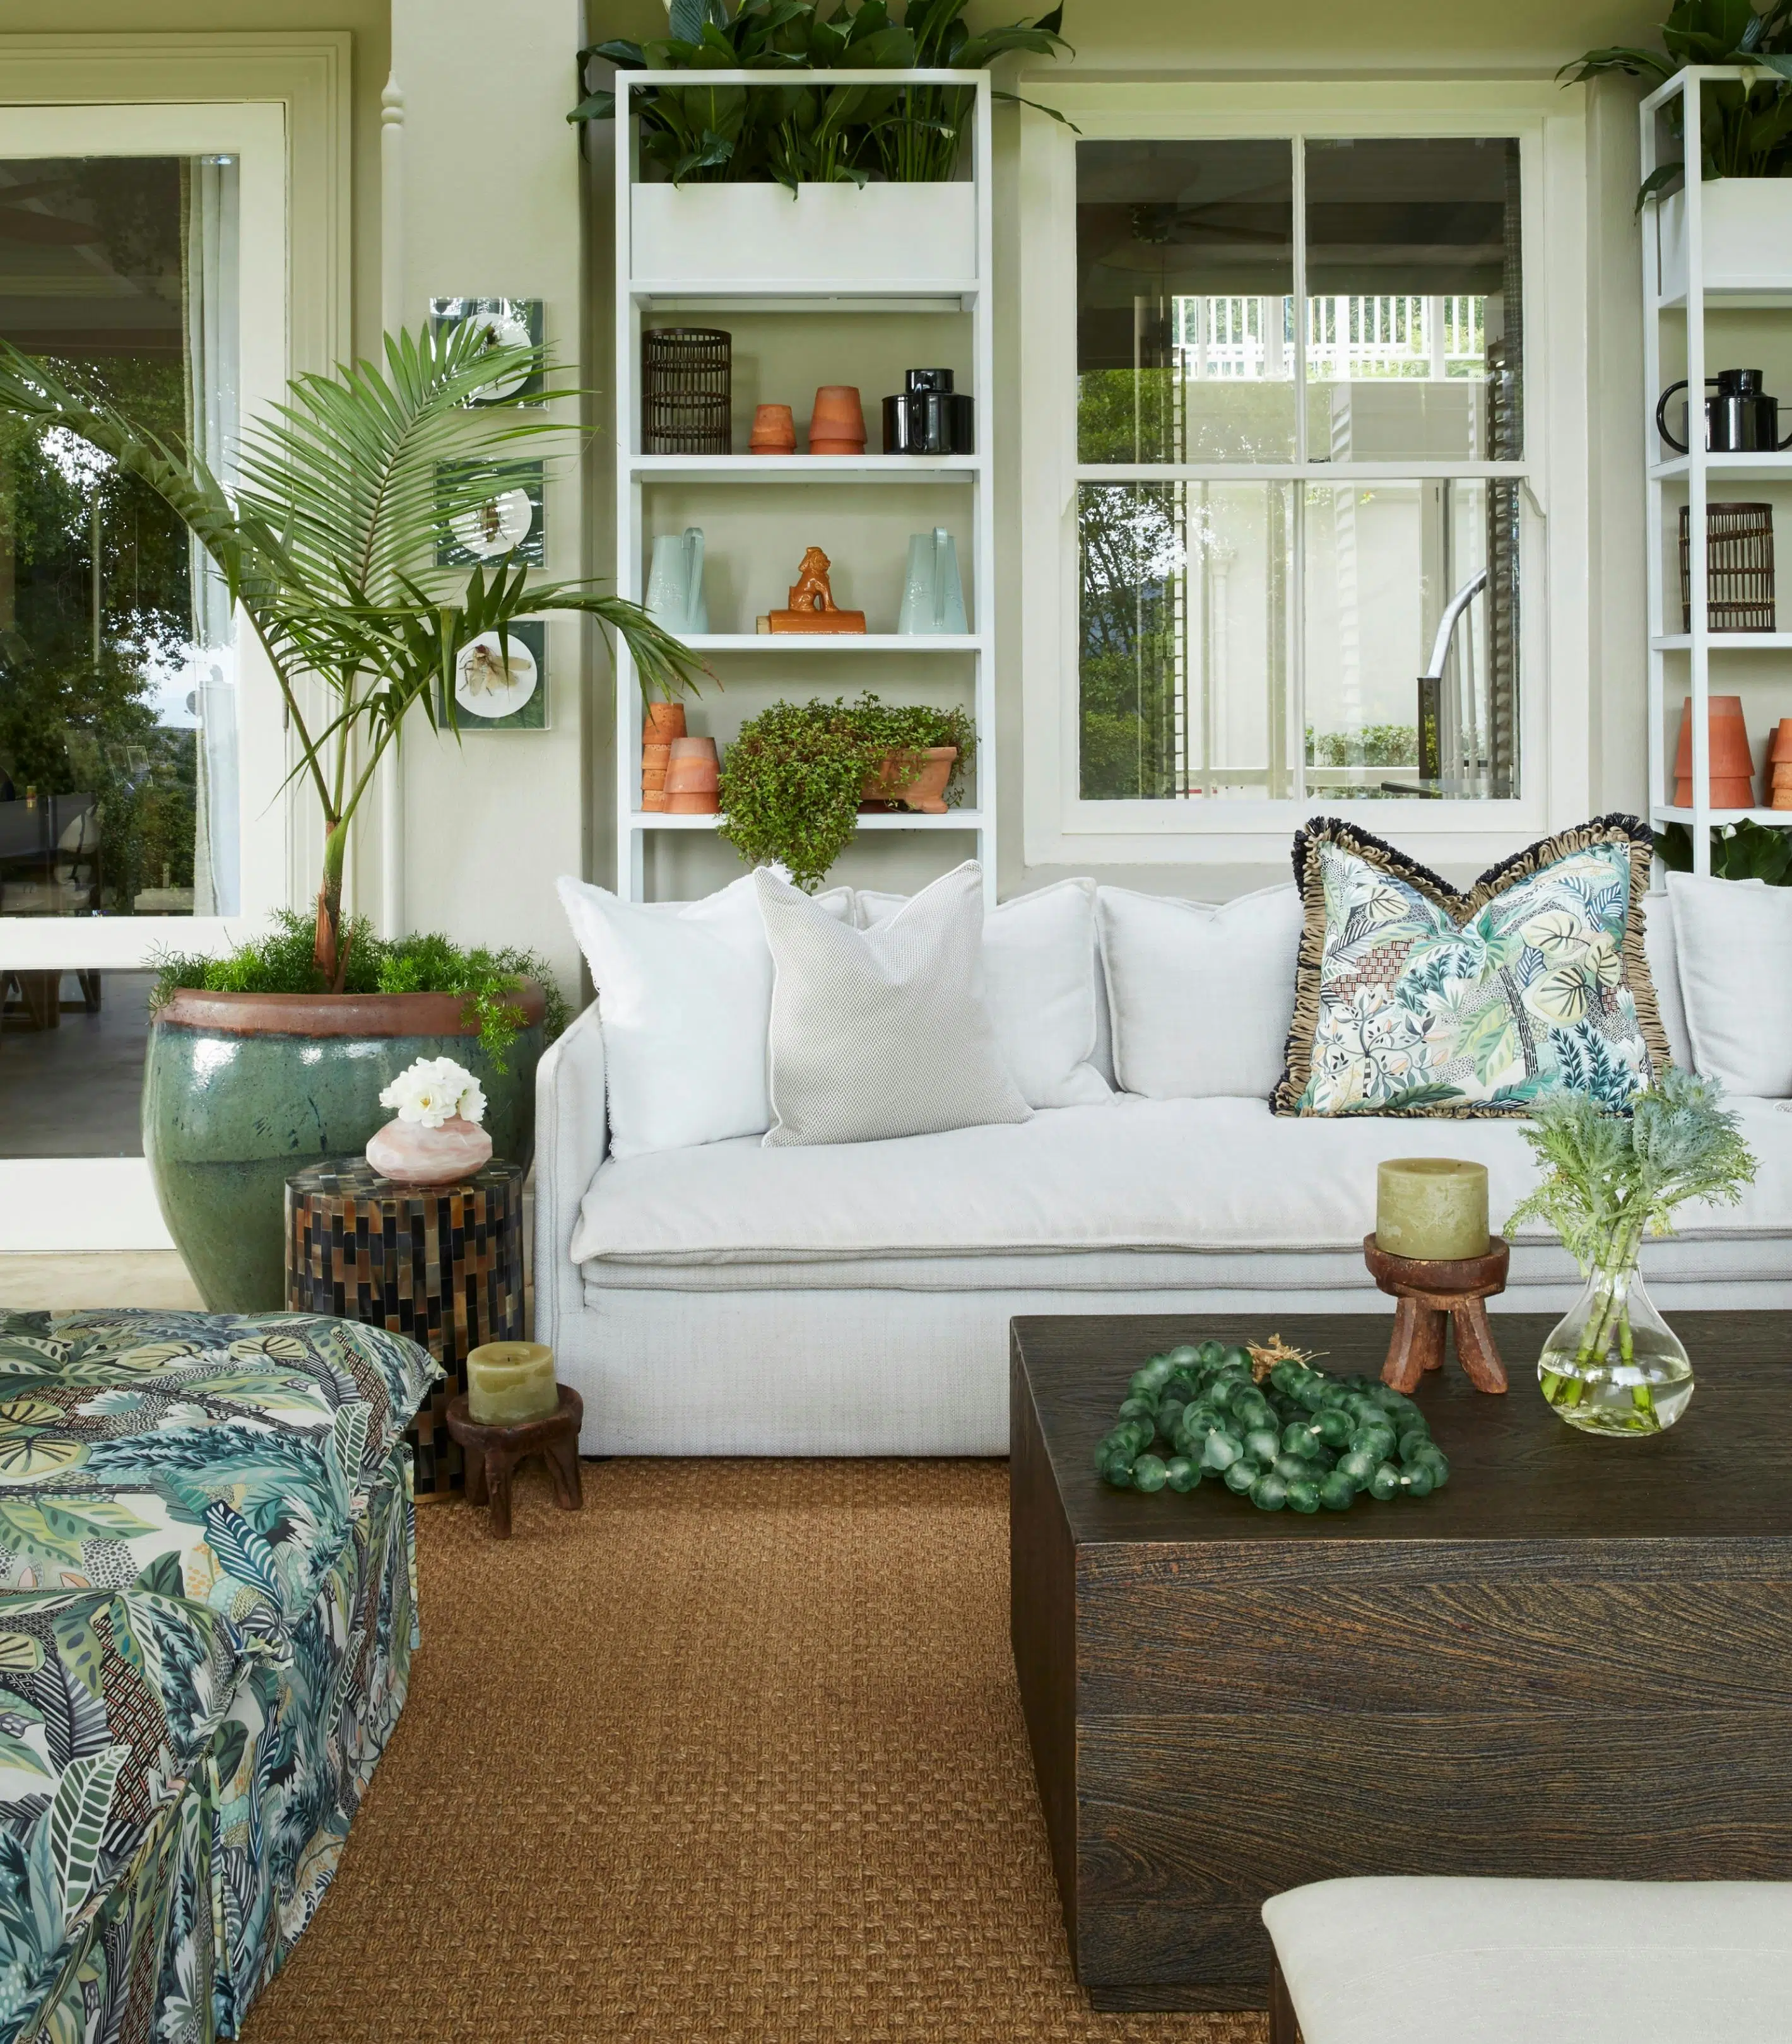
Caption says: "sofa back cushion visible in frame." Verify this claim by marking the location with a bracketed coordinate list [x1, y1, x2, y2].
[758, 862, 1033, 1146]
[1667, 870, 1792, 1095]
[1641, 890, 1692, 1071]
[856, 878, 1112, 1108]
[1096, 883, 1304, 1098]
[557, 872, 852, 1157]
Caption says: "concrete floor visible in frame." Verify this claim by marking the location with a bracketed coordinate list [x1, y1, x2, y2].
[0, 1250, 201, 1311]
[0, 971, 153, 1158]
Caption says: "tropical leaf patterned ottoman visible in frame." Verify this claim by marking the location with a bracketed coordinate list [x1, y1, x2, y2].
[0, 1310, 440, 2043]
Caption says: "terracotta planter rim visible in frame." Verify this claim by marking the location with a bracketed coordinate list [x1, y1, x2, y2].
[155, 982, 546, 1039]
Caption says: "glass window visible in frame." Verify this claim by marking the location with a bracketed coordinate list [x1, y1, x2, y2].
[1074, 133, 1525, 807]
[0, 155, 240, 919]
[0, 970, 153, 1157]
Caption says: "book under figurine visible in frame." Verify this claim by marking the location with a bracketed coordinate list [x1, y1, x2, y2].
[767, 546, 866, 633]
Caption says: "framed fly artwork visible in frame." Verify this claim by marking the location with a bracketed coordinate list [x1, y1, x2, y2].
[441, 619, 547, 731]
[436, 461, 546, 567]
[428, 297, 545, 404]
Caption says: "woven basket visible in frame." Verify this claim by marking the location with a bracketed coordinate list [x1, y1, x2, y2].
[642, 327, 731, 454]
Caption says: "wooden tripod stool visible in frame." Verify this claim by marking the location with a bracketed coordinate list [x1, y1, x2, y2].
[444, 1385, 584, 1539]
[1362, 1233, 1511, 1394]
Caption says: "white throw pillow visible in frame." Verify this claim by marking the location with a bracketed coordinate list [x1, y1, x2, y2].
[556, 873, 851, 1157]
[855, 878, 1112, 1108]
[1097, 882, 1304, 1099]
[1666, 871, 1792, 1095]
[756, 862, 1034, 1147]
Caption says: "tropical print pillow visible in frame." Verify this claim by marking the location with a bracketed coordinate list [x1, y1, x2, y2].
[1272, 815, 1671, 1117]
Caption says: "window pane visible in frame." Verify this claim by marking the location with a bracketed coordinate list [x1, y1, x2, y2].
[1079, 481, 1295, 799]
[1077, 140, 1295, 464]
[1302, 138, 1522, 464]
[0, 970, 152, 1156]
[1304, 478, 1518, 799]
[0, 155, 240, 919]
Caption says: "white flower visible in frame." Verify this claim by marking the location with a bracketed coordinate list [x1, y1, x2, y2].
[379, 1055, 487, 1129]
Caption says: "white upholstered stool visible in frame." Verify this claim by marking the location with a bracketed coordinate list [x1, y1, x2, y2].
[1263, 1877, 1792, 2044]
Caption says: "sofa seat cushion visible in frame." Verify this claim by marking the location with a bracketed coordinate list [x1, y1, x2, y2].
[0, 1310, 440, 1623]
[573, 1096, 1792, 1292]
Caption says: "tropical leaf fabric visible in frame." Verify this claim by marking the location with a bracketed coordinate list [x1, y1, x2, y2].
[0, 1310, 434, 2043]
[1273, 815, 1671, 1118]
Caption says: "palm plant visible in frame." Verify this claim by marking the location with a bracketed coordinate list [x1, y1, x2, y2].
[0, 324, 704, 988]
[1564, 0, 1792, 206]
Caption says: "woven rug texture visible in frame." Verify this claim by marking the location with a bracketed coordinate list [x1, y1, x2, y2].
[243, 1458, 1266, 2044]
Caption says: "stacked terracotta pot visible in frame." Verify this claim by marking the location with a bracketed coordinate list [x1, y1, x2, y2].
[1674, 694, 1755, 810]
[641, 701, 685, 813]
[1771, 719, 1792, 811]
[808, 386, 866, 455]
[666, 736, 720, 814]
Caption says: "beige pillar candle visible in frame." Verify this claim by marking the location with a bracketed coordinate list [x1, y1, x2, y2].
[1375, 1158, 1490, 1262]
[466, 1341, 558, 1426]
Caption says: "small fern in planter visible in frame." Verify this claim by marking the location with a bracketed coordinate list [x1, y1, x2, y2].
[717, 693, 974, 890]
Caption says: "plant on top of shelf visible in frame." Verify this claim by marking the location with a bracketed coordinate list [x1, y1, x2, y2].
[717, 692, 974, 889]
[1564, 0, 1792, 206]
[1658, 815, 1792, 881]
[570, 0, 1070, 189]
[0, 324, 705, 989]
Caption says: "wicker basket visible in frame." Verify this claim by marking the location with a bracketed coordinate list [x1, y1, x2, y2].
[1680, 501, 1776, 632]
[642, 327, 731, 455]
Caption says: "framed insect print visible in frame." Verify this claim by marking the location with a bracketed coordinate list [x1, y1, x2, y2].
[437, 460, 545, 567]
[442, 619, 548, 731]
[428, 297, 545, 404]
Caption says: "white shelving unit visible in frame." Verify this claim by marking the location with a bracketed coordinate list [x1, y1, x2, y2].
[612, 69, 996, 903]
[1642, 66, 1792, 873]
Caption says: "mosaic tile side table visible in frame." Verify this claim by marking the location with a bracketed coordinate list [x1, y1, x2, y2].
[285, 1156, 526, 1496]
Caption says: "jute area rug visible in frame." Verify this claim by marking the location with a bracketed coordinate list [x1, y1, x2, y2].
[245, 1459, 1266, 2044]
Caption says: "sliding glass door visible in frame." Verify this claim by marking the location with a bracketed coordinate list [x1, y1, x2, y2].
[0, 103, 286, 1251]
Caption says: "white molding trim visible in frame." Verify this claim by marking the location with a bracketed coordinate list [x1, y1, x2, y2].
[1017, 78, 1591, 869]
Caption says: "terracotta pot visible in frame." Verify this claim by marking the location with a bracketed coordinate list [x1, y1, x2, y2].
[641, 769, 668, 794]
[859, 745, 957, 814]
[1674, 695, 1754, 777]
[644, 701, 687, 746]
[1771, 717, 1792, 764]
[1675, 775, 1755, 809]
[642, 742, 671, 771]
[750, 402, 797, 455]
[643, 789, 668, 813]
[144, 985, 545, 1312]
[666, 734, 720, 813]
[808, 385, 866, 455]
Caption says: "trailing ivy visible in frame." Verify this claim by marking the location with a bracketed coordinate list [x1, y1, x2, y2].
[150, 908, 569, 1068]
[716, 693, 974, 891]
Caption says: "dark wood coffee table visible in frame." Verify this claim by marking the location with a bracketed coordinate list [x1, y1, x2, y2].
[1010, 1311, 1792, 2014]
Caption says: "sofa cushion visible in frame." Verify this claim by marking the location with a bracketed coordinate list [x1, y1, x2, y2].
[758, 862, 1032, 1146]
[1096, 883, 1304, 1099]
[1274, 815, 1670, 1117]
[570, 1095, 1792, 1289]
[1667, 870, 1792, 1095]
[557, 872, 854, 1158]
[1641, 889, 1691, 1069]
[857, 877, 1111, 1108]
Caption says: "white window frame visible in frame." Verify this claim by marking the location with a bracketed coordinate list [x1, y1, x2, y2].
[1018, 80, 1591, 872]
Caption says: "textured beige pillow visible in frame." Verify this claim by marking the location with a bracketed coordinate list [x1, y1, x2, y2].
[755, 862, 1033, 1148]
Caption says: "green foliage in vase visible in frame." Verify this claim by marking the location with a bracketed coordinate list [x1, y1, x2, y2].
[150, 908, 569, 1067]
[1563, 0, 1792, 208]
[1506, 1066, 1757, 1275]
[570, 0, 1070, 189]
[716, 692, 974, 890]
[1657, 816, 1792, 883]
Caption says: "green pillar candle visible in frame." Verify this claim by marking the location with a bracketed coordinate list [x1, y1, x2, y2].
[467, 1341, 559, 1425]
[1376, 1158, 1490, 1261]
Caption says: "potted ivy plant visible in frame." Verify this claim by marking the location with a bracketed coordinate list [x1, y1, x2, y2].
[717, 693, 974, 890]
[0, 325, 704, 1311]
[1565, 0, 1792, 295]
[571, 0, 1069, 288]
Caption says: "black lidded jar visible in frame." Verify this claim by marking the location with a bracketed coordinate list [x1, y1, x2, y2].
[883, 368, 974, 455]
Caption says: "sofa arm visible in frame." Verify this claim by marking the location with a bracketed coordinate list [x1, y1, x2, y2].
[533, 997, 607, 1352]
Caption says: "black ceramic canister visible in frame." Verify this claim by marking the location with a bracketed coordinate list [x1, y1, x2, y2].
[881, 368, 975, 454]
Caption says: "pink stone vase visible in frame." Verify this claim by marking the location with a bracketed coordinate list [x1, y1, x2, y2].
[365, 1115, 493, 1185]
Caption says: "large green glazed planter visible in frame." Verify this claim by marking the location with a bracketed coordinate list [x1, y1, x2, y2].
[143, 984, 546, 1313]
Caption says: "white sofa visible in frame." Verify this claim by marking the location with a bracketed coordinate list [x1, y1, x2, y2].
[535, 884, 1792, 1457]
